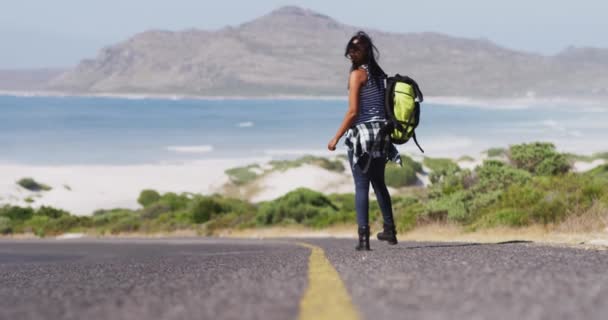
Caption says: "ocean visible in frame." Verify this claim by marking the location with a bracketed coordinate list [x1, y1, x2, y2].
[1, 95, 606, 165]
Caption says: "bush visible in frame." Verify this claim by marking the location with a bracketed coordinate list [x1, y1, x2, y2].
[424, 157, 460, 184]
[91, 209, 137, 227]
[36, 206, 70, 219]
[586, 164, 608, 182]
[0, 216, 12, 234]
[138, 189, 161, 207]
[42, 215, 82, 235]
[140, 202, 172, 219]
[392, 196, 424, 232]
[384, 155, 423, 188]
[386, 163, 417, 187]
[481, 208, 530, 227]
[24, 215, 50, 237]
[328, 193, 356, 213]
[508, 142, 570, 175]
[426, 190, 472, 223]
[429, 169, 474, 197]
[486, 148, 506, 158]
[109, 214, 141, 234]
[256, 188, 338, 226]
[270, 156, 345, 173]
[17, 177, 52, 191]
[225, 165, 261, 185]
[190, 197, 225, 224]
[158, 192, 191, 211]
[0, 205, 35, 221]
[474, 160, 531, 193]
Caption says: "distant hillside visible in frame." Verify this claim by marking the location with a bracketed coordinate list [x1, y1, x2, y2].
[24, 6, 608, 98]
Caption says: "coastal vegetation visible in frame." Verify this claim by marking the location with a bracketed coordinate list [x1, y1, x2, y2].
[17, 177, 52, 192]
[1, 142, 607, 237]
[225, 155, 345, 186]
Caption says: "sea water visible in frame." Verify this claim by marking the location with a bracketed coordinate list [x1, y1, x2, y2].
[1, 95, 606, 165]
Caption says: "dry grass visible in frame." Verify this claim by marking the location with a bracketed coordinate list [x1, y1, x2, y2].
[556, 201, 608, 233]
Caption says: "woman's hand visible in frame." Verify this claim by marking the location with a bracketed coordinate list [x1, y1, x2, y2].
[327, 137, 339, 151]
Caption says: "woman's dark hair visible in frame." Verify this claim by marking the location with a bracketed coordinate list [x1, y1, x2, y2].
[344, 31, 387, 81]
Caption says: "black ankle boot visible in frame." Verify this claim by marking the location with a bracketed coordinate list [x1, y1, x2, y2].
[356, 226, 371, 251]
[377, 224, 398, 245]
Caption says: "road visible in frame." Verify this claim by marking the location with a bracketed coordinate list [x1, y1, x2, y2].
[0, 238, 607, 320]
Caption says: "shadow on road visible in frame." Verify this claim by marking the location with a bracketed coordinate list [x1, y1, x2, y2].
[394, 240, 533, 250]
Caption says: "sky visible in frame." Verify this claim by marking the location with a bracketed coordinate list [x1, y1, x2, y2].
[0, 0, 606, 69]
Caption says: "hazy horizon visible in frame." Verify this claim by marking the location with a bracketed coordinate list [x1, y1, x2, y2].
[1, 0, 607, 69]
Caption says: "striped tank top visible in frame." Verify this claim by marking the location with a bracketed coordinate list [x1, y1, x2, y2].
[353, 64, 386, 125]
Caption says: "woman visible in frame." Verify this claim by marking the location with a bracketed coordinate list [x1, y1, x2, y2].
[327, 31, 401, 251]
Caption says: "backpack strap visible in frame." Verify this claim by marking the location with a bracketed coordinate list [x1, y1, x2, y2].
[412, 132, 424, 153]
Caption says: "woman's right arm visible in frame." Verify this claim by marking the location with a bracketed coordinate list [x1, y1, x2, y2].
[327, 69, 367, 151]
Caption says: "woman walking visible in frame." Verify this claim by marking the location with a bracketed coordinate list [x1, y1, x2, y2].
[327, 31, 401, 251]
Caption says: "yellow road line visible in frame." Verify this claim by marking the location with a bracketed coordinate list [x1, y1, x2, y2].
[297, 242, 360, 320]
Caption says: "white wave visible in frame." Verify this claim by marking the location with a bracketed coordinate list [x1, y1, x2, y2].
[263, 149, 343, 157]
[166, 145, 213, 154]
[238, 121, 254, 128]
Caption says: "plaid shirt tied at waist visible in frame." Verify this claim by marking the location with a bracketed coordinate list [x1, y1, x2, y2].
[344, 121, 402, 173]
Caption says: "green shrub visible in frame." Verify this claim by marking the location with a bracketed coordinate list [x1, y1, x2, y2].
[138, 189, 161, 207]
[486, 148, 506, 158]
[109, 214, 141, 234]
[328, 193, 356, 214]
[24, 215, 50, 237]
[530, 197, 567, 225]
[269, 156, 345, 173]
[140, 202, 172, 219]
[508, 142, 570, 175]
[482, 208, 530, 227]
[0, 205, 35, 221]
[586, 164, 608, 182]
[498, 184, 544, 209]
[474, 160, 531, 192]
[393, 197, 424, 232]
[0, 216, 12, 234]
[225, 165, 261, 185]
[384, 155, 423, 188]
[426, 190, 472, 223]
[385, 163, 417, 187]
[91, 209, 137, 227]
[17, 178, 52, 191]
[42, 215, 82, 235]
[256, 188, 338, 226]
[36, 206, 70, 219]
[424, 157, 460, 184]
[158, 192, 191, 211]
[190, 197, 225, 224]
[592, 152, 608, 160]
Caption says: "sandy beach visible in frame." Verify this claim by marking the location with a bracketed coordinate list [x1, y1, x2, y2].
[1, 151, 604, 217]
[0, 156, 356, 215]
[0, 159, 252, 215]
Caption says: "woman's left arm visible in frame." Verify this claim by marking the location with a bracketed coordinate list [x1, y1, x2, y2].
[328, 69, 366, 151]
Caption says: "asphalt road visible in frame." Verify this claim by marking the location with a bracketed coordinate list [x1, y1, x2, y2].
[0, 238, 607, 320]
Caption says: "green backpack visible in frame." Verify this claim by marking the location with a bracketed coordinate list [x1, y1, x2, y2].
[384, 74, 424, 152]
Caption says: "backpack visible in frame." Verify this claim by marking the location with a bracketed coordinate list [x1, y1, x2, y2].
[384, 74, 424, 153]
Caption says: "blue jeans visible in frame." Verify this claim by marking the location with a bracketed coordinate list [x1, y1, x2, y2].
[347, 150, 395, 228]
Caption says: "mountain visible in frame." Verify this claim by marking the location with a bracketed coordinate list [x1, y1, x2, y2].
[44, 6, 608, 98]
